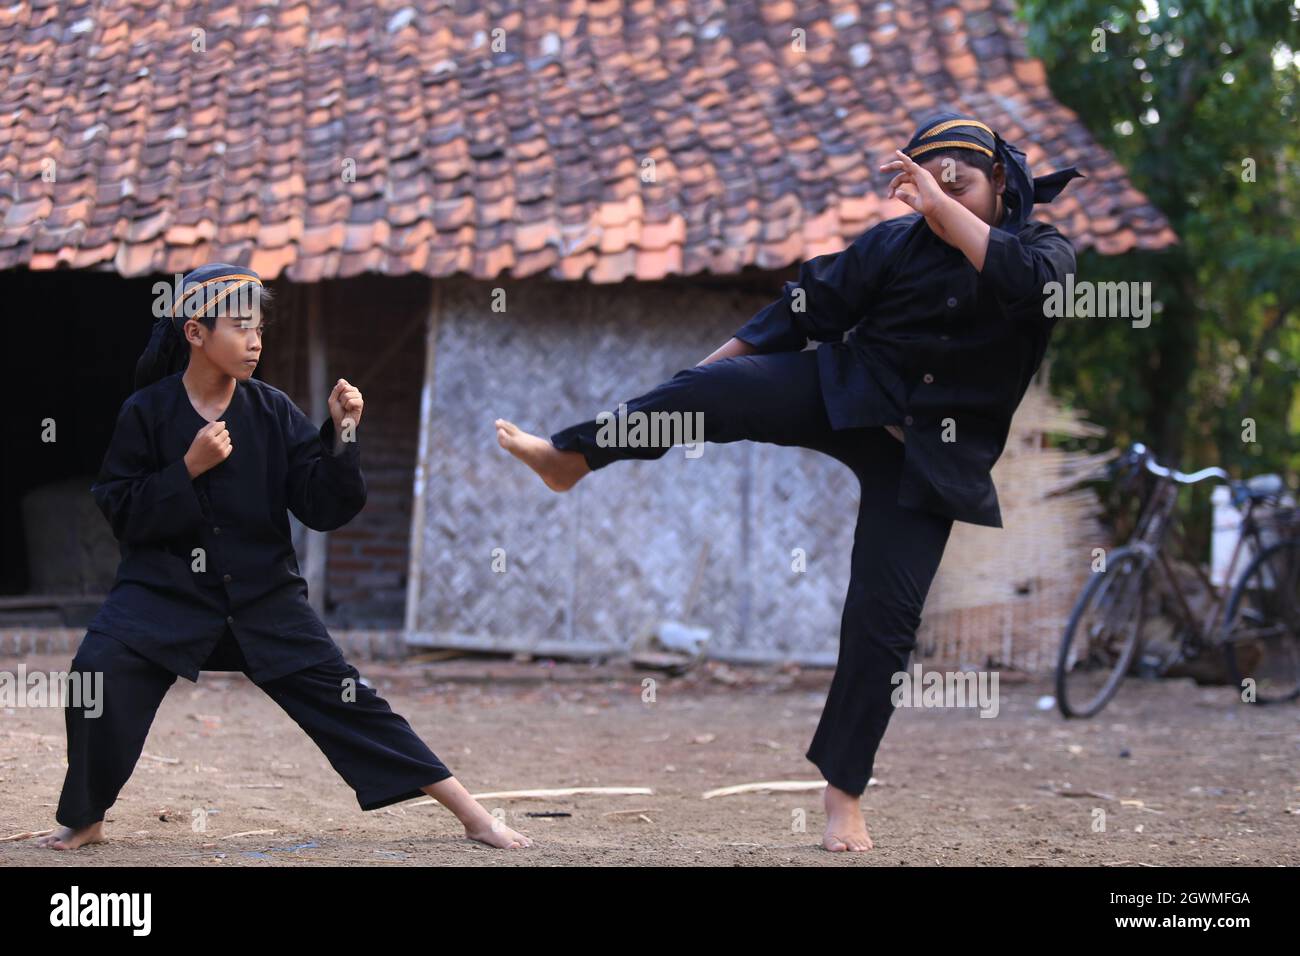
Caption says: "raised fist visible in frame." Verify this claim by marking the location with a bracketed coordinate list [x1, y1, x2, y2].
[328, 378, 364, 437]
[185, 420, 232, 478]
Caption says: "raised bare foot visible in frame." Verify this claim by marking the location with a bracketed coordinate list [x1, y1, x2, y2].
[35, 821, 106, 850]
[822, 784, 873, 852]
[494, 418, 590, 492]
[465, 817, 533, 850]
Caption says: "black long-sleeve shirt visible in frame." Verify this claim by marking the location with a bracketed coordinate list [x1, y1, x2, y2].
[734, 210, 1076, 528]
[87, 370, 367, 682]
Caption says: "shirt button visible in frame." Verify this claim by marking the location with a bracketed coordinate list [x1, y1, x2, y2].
[904, 415, 914, 426]
[922, 373, 934, 384]
[225, 615, 234, 624]
[939, 334, 950, 340]
[947, 296, 957, 308]
[213, 527, 221, 535]
[222, 574, 232, 583]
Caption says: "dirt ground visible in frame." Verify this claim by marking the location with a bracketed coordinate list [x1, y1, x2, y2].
[2, 651, 1297, 867]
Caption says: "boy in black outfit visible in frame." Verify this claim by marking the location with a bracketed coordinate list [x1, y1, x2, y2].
[39, 263, 529, 851]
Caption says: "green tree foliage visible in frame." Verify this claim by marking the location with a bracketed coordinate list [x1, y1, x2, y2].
[1019, 0, 1300, 544]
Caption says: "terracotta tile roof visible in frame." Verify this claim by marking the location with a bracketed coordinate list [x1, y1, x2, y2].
[0, 0, 1176, 282]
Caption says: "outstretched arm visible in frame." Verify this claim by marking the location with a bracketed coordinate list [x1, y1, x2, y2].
[728, 220, 893, 355]
[697, 336, 758, 367]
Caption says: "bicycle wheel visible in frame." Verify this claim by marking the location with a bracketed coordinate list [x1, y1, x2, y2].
[1221, 537, 1300, 704]
[1056, 545, 1151, 718]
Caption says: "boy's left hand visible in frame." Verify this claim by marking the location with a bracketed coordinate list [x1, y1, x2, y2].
[880, 149, 953, 243]
[329, 378, 364, 433]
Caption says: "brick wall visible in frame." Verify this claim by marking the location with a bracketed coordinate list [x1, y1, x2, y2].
[257, 273, 433, 627]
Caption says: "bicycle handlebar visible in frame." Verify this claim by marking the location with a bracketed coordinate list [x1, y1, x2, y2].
[1120, 442, 1230, 486]
[1143, 458, 1230, 485]
[1111, 442, 1295, 516]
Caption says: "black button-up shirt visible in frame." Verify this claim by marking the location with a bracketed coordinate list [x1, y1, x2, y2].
[87, 370, 367, 682]
[734, 210, 1076, 528]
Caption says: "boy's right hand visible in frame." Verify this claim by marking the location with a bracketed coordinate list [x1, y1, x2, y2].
[184, 420, 232, 478]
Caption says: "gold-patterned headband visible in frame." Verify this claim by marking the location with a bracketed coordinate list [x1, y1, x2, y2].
[172, 274, 264, 321]
[905, 118, 996, 159]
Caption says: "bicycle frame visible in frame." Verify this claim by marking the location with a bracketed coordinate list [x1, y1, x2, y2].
[1120, 453, 1277, 649]
[1058, 442, 1298, 715]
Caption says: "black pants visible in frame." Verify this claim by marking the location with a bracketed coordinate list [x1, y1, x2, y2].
[55, 627, 452, 829]
[551, 350, 954, 796]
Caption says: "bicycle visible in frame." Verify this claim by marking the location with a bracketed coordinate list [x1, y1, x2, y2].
[1055, 442, 1299, 718]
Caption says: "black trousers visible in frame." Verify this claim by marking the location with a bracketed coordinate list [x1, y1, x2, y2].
[551, 350, 954, 796]
[55, 626, 452, 829]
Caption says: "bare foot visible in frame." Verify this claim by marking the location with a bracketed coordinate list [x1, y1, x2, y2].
[494, 418, 590, 492]
[35, 821, 106, 850]
[465, 817, 533, 850]
[822, 784, 873, 852]
[421, 776, 533, 850]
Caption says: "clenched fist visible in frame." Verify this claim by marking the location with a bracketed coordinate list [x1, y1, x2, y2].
[185, 420, 232, 478]
[328, 378, 364, 440]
